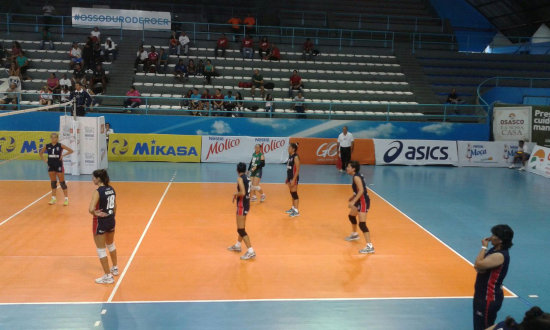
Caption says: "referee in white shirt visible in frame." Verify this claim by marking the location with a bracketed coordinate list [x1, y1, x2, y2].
[337, 126, 354, 172]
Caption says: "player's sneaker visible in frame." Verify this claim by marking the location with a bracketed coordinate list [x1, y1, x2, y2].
[63, 199, 69, 206]
[508, 165, 515, 169]
[518, 166, 525, 171]
[240, 250, 256, 260]
[285, 208, 294, 214]
[260, 194, 266, 202]
[227, 244, 242, 252]
[250, 196, 258, 202]
[289, 210, 300, 218]
[359, 244, 375, 254]
[110, 266, 119, 276]
[48, 197, 57, 205]
[345, 233, 360, 241]
[95, 274, 114, 284]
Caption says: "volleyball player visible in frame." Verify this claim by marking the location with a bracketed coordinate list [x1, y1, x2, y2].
[285, 143, 300, 217]
[89, 169, 118, 284]
[345, 161, 375, 254]
[39, 133, 73, 206]
[248, 144, 266, 202]
[227, 162, 256, 260]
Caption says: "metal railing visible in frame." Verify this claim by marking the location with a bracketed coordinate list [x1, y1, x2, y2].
[2, 92, 488, 122]
[477, 76, 550, 106]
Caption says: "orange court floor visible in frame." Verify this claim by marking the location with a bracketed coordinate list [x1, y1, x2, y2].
[0, 180, 512, 304]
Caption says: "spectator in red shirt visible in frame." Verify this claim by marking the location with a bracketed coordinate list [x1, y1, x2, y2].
[123, 86, 141, 111]
[243, 14, 256, 33]
[212, 88, 225, 114]
[264, 44, 280, 61]
[288, 70, 303, 97]
[145, 46, 159, 72]
[241, 35, 254, 59]
[302, 38, 314, 61]
[258, 36, 270, 59]
[215, 34, 229, 58]
[169, 31, 178, 55]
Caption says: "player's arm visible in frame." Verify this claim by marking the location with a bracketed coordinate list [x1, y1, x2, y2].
[349, 176, 363, 205]
[233, 177, 245, 202]
[292, 156, 300, 184]
[259, 154, 265, 168]
[89, 190, 100, 215]
[474, 239, 504, 271]
[39, 145, 47, 162]
[61, 144, 73, 157]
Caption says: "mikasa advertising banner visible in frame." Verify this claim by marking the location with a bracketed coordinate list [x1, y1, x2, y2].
[457, 141, 536, 167]
[201, 136, 289, 163]
[374, 139, 458, 165]
[493, 106, 532, 142]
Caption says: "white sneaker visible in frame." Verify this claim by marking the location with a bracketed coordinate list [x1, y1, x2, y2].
[95, 274, 114, 284]
[48, 197, 57, 205]
[250, 196, 258, 202]
[110, 266, 119, 276]
[345, 233, 360, 241]
[289, 210, 300, 218]
[359, 245, 375, 254]
[240, 250, 256, 260]
[518, 167, 525, 171]
[227, 244, 242, 252]
[285, 208, 294, 214]
[508, 165, 515, 169]
[260, 194, 266, 202]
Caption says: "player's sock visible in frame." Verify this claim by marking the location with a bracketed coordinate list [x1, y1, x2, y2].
[64, 197, 68, 200]
[247, 247, 254, 253]
[235, 242, 241, 248]
[352, 232, 358, 236]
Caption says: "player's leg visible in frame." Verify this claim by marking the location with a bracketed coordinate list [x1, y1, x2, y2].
[358, 211, 374, 254]
[48, 171, 57, 204]
[345, 207, 359, 241]
[105, 231, 118, 276]
[257, 175, 266, 202]
[250, 176, 259, 201]
[289, 183, 299, 217]
[93, 233, 114, 284]
[237, 215, 255, 260]
[486, 298, 503, 329]
[57, 171, 69, 205]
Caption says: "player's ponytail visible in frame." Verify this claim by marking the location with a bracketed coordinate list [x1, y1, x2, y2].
[93, 169, 110, 186]
[290, 142, 299, 152]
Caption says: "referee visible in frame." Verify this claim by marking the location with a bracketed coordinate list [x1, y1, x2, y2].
[69, 82, 92, 117]
[337, 126, 354, 173]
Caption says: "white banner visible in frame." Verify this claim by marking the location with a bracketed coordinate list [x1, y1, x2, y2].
[201, 136, 289, 164]
[527, 145, 550, 178]
[374, 139, 458, 165]
[72, 7, 171, 30]
[493, 106, 532, 142]
[59, 116, 80, 175]
[457, 141, 536, 167]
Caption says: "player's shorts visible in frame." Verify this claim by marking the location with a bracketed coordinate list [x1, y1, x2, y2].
[236, 198, 250, 216]
[354, 196, 370, 213]
[93, 217, 116, 235]
[47, 162, 64, 173]
[250, 168, 262, 178]
[286, 175, 299, 185]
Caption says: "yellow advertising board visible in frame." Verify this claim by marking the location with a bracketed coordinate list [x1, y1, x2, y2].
[108, 133, 201, 162]
[0, 131, 54, 160]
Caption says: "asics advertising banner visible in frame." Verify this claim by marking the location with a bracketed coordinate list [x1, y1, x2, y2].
[201, 136, 289, 163]
[374, 139, 458, 166]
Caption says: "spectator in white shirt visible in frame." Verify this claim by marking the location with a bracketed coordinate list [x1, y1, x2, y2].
[292, 92, 306, 119]
[105, 122, 114, 145]
[90, 27, 101, 43]
[59, 74, 72, 89]
[39, 85, 53, 105]
[134, 46, 148, 72]
[60, 85, 71, 102]
[69, 43, 82, 69]
[177, 31, 190, 56]
[103, 38, 117, 61]
[337, 126, 354, 172]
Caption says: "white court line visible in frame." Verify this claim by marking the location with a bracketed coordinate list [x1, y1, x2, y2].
[106, 171, 177, 303]
[367, 187, 519, 298]
[0, 191, 50, 227]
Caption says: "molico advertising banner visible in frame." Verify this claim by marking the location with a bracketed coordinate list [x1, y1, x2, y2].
[531, 106, 550, 147]
[201, 136, 288, 163]
[493, 106, 531, 142]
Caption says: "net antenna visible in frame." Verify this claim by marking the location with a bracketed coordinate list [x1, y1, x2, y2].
[0, 101, 74, 118]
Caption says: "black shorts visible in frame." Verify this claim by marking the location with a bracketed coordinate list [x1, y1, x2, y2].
[93, 217, 116, 235]
[286, 175, 299, 184]
[48, 162, 64, 173]
[236, 198, 250, 216]
[354, 196, 370, 213]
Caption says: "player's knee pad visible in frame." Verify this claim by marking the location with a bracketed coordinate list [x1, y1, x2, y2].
[348, 215, 357, 225]
[106, 243, 116, 252]
[359, 222, 369, 233]
[291, 191, 299, 200]
[50, 180, 57, 189]
[237, 228, 248, 238]
[97, 248, 107, 258]
[59, 181, 67, 190]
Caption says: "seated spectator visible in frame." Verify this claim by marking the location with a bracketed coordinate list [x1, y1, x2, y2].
[59, 73, 72, 89]
[82, 39, 94, 70]
[197, 59, 205, 76]
[103, 38, 117, 61]
[190, 88, 202, 114]
[123, 86, 141, 110]
[177, 31, 190, 56]
[293, 92, 306, 118]
[203, 59, 216, 85]
[201, 89, 211, 111]
[158, 48, 169, 74]
[264, 44, 280, 61]
[0, 83, 19, 109]
[15, 52, 30, 80]
[40, 27, 54, 50]
[169, 31, 178, 55]
[446, 88, 463, 104]
[509, 140, 531, 171]
[241, 35, 254, 59]
[302, 38, 314, 61]
[180, 89, 193, 109]
[69, 42, 82, 69]
[224, 90, 235, 116]
[134, 46, 148, 72]
[90, 27, 101, 43]
[215, 33, 229, 58]
[72, 63, 85, 85]
[187, 59, 197, 76]
[251, 69, 265, 98]
[258, 36, 270, 59]
[8, 62, 21, 80]
[243, 14, 256, 33]
[288, 70, 303, 97]
[212, 88, 224, 114]
[265, 94, 274, 113]
[9, 41, 22, 61]
[92, 42, 104, 65]
[174, 59, 188, 81]
[145, 46, 159, 73]
[39, 86, 53, 105]
[227, 16, 242, 42]
[46, 73, 60, 99]
[235, 91, 244, 116]
[91, 63, 107, 92]
[60, 85, 71, 103]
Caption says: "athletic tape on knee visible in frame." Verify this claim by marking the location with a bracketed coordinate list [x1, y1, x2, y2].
[291, 191, 299, 200]
[106, 243, 116, 252]
[97, 248, 107, 258]
[50, 180, 57, 189]
[59, 181, 67, 190]
[237, 228, 248, 237]
[348, 215, 357, 225]
[359, 222, 369, 233]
